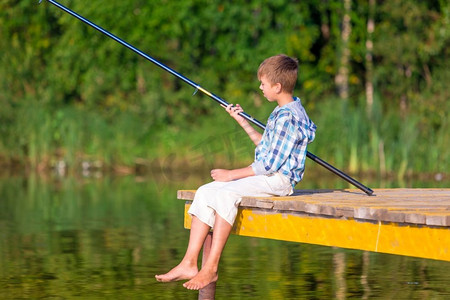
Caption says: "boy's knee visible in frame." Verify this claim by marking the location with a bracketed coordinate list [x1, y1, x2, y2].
[196, 185, 210, 197]
[196, 183, 222, 196]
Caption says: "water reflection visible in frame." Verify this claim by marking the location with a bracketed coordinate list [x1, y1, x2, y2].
[0, 174, 449, 299]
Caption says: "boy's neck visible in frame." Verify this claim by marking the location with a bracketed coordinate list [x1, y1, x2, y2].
[276, 93, 294, 107]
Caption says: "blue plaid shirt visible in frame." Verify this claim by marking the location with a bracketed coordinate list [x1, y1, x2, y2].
[251, 97, 316, 187]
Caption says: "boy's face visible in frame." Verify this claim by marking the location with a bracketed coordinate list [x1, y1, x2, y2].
[259, 75, 280, 102]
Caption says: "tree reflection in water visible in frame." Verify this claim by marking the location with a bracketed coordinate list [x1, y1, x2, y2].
[0, 175, 449, 299]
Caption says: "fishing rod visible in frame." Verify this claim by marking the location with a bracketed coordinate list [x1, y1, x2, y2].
[39, 0, 374, 196]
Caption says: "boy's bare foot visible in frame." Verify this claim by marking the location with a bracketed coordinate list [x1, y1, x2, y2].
[182, 267, 218, 290]
[155, 263, 198, 282]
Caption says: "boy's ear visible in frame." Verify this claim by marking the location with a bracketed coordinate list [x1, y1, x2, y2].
[274, 82, 282, 93]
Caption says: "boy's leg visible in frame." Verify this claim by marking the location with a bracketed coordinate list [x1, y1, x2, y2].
[182, 174, 291, 289]
[183, 214, 232, 290]
[206, 174, 293, 227]
[188, 181, 228, 228]
[156, 181, 225, 282]
[155, 216, 210, 282]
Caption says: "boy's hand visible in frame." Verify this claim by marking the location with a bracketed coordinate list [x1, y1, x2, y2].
[211, 169, 232, 182]
[223, 104, 246, 125]
[223, 103, 262, 146]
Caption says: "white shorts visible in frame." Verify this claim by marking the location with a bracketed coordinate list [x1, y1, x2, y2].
[188, 173, 293, 228]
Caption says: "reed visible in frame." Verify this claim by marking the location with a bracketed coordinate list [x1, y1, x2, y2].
[306, 96, 447, 178]
[0, 96, 447, 179]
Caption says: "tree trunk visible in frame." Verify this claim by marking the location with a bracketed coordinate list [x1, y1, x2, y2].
[335, 0, 352, 100]
[365, 0, 375, 115]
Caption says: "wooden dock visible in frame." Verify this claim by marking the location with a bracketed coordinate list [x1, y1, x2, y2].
[178, 188, 450, 262]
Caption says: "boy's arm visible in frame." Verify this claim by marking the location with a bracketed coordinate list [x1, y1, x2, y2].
[224, 104, 262, 145]
[251, 112, 306, 176]
[211, 166, 255, 182]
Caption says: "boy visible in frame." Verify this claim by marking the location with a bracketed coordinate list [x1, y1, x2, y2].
[155, 54, 316, 290]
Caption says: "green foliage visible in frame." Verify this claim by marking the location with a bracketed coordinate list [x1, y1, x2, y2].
[0, 0, 448, 177]
[309, 96, 448, 178]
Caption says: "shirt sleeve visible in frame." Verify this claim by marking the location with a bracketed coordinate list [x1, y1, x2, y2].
[251, 111, 302, 175]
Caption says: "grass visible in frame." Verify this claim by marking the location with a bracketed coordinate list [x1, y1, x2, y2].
[0, 96, 448, 179]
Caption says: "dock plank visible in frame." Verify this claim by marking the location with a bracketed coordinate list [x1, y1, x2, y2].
[179, 188, 450, 226]
[179, 188, 450, 261]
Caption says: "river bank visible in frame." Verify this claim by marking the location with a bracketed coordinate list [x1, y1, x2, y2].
[1, 97, 448, 184]
[0, 155, 447, 190]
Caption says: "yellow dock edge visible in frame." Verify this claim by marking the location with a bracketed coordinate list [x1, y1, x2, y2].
[183, 202, 450, 262]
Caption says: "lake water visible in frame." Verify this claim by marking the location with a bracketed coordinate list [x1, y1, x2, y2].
[0, 171, 449, 299]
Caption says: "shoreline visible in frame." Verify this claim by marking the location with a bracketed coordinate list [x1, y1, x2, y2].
[0, 156, 447, 186]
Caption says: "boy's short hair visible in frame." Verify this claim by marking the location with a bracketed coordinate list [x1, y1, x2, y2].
[257, 54, 299, 94]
